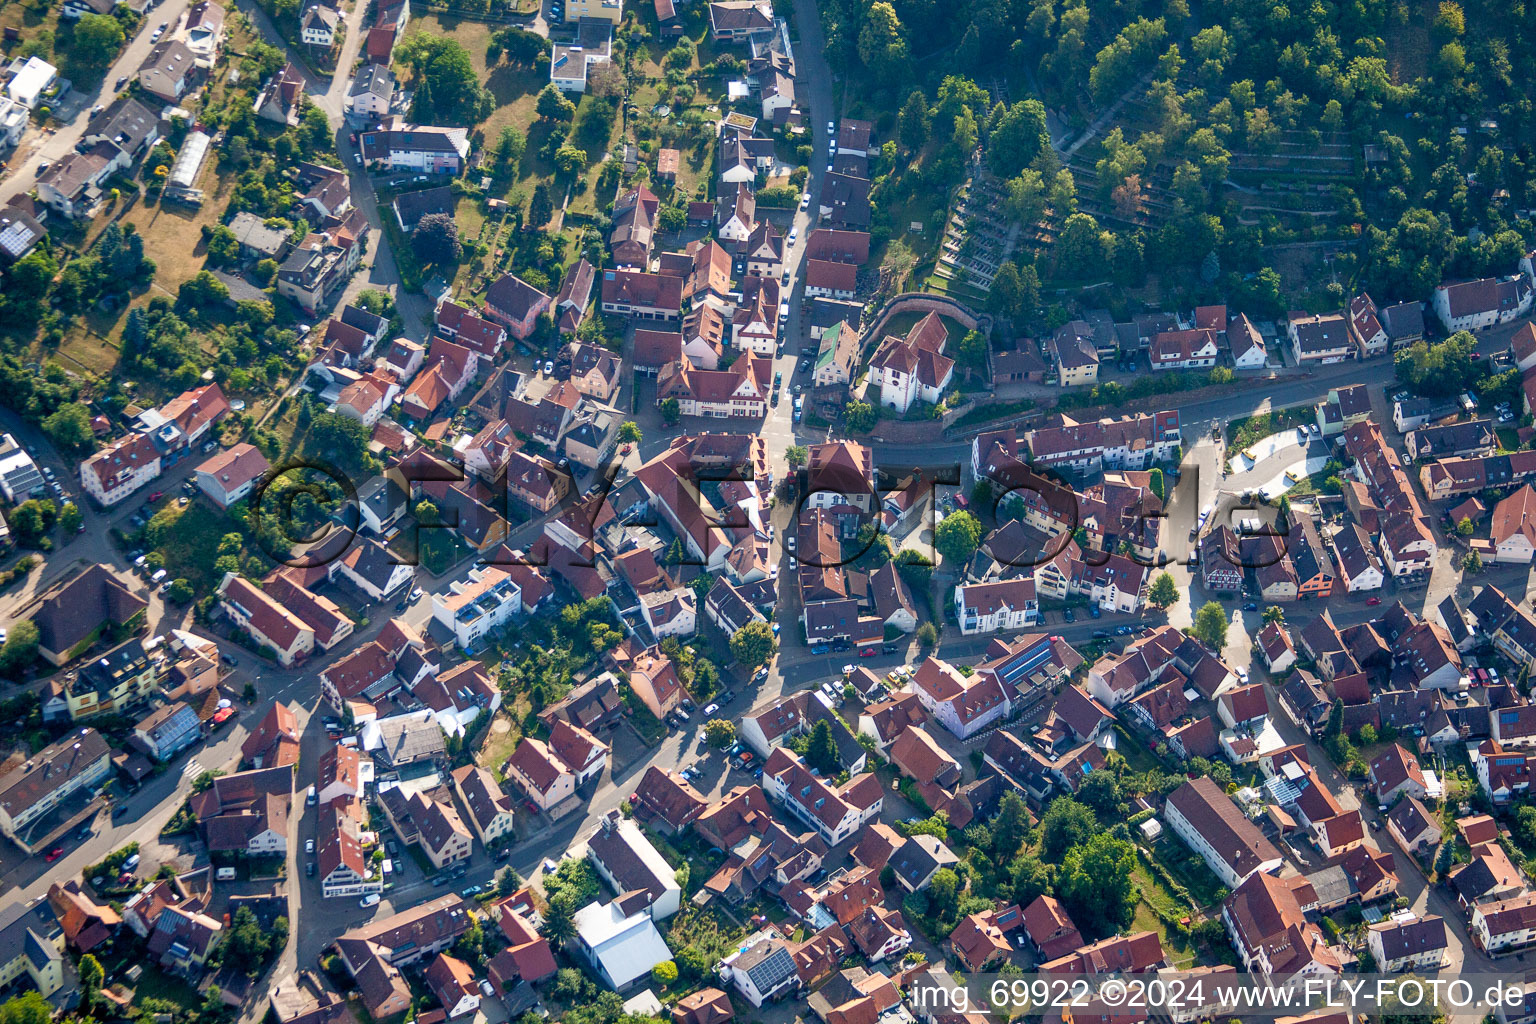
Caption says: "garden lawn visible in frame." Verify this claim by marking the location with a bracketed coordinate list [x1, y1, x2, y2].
[150, 500, 236, 597]
[1226, 404, 1312, 450]
[132, 965, 204, 1012]
[1154, 835, 1231, 908]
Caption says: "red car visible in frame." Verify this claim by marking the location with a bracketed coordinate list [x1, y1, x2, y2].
[858, 647, 877, 657]
[44, 847, 63, 862]
[1365, 596, 1381, 606]
[148, 491, 163, 502]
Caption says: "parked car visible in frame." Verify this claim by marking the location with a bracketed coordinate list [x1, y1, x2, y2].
[360, 894, 380, 907]
[305, 839, 315, 854]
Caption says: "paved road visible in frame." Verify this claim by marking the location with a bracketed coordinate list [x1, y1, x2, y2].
[877, 324, 1522, 467]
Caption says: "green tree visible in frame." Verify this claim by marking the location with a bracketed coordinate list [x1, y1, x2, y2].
[786, 445, 808, 468]
[1056, 832, 1138, 938]
[0, 619, 39, 677]
[177, 269, 229, 311]
[528, 183, 554, 228]
[857, 2, 909, 85]
[916, 622, 938, 648]
[1147, 572, 1179, 609]
[705, 719, 735, 748]
[0, 992, 54, 1024]
[992, 791, 1030, 858]
[1056, 212, 1106, 277]
[70, 13, 125, 68]
[1147, 467, 1165, 501]
[536, 83, 577, 121]
[395, 34, 492, 123]
[42, 402, 95, 453]
[652, 960, 678, 986]
[955, 329, 988, 376]
[1040, 796, 1096, 862]
[205, 224, 240, 268]
[1456, 517, 1475, 536]
[928, 867, 960, 908]
[804, 719, 840, 773]
[496, 866, 522, 896]
[1008, 851, 1050, 907]
[1262, 605, 1285, 624]
[78, 953, 104, 1013]
[844, 400, 876, 432]
[554, 144, 587, 178]
[898, 90, 930, 152]
[660, 398, 680, 425]
[617, 421, 642, 444]
[495, 124, 527, 172]
[542, 894, 575, 945]
[166, 578, 194, 603]
[728, 619, 777, 670]
[224, 907, 270, 975]
[1462, 550, 1483, 574]
[935, 510, 983, 566]
[986, 100, 1049, 178]
[58, 502, 82, 535]
[1190, 600, 1229, 650]
[412, 212, 462, 265]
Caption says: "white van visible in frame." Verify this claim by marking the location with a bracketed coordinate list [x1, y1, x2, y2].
[216, 867, 237, 881]
[150, 568, 167, 585]
[306, 784, 317, 806]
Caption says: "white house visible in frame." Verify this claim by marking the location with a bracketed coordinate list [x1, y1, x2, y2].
[1165, 778, 1283, 889]
[639, 588, 696, 639]
[80, 432, 162, 506]
[1366, 916, 1447, 973]
[718, 936, 798, 1008]
[1433, 276, 1534, 333]
[954, 579, 1038, 635]
[904, 656, 1010, 740]
[193, 443, 270, 509]
[319, 828, 384, 899]
[300, 4, 339, 47]
[347, 63, 395, 119]
[430, 567, 521, 651]
[333, 536, 415, 601]
[1472, 894, 1536, 954]
[583, 810, 682, 921]
[571, 901, 673, 992]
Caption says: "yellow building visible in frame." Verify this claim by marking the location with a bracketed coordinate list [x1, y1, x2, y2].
[0, 900, 65, 998]
[565, 0, 622, 24]
[65, 637, 157, 720]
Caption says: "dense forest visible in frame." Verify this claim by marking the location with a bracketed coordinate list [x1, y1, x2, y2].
[823, 0, 1536, 322]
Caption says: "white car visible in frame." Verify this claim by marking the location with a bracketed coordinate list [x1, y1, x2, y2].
[305, 839, 315, 853]
[703, 702, 720, 715]
[787, 227, 797, 243]
[359, 894, 380, 908]
[827, 162, 834, 173]
[543, 858, 560, 873]
[799, 192, 810, 209]
[1236, 667, 1250, 684]
[827, 120, 835, 133]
